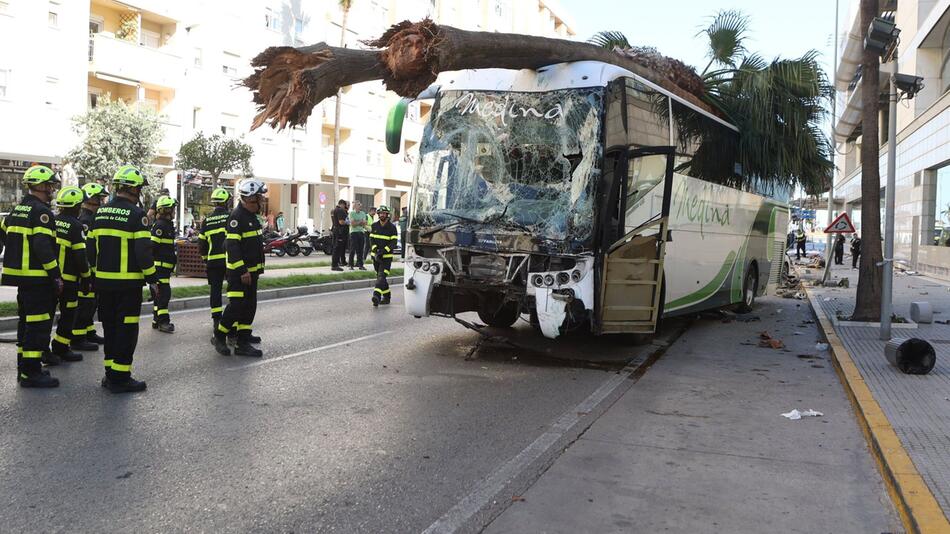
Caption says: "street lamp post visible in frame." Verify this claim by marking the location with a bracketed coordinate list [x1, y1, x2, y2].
[821, 0, 840, 286]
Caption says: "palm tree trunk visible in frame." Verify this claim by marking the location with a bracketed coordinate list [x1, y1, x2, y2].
[852, 0, 883, 321]
[244, 20, 711, 131]
[331, 6, 350, 204]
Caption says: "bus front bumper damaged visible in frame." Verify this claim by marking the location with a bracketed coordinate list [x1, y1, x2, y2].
[526, 259, 595, 338]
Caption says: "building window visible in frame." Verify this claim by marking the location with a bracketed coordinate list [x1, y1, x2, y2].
[935, 166, 950, 246]
[294, 17, 303, 36]
[0, 68, 9, 98]
[221, 113, 238, 137]
[192, 107, 201, 128]
[48, 1, 58, 27]
[88, 89, 101, 108]
[193, 48, 203, 67]
[265, 7, 280, 31]
[45, 76, 58, 106]
[140, 28, 160, 48]
[222, 51, 239, 77]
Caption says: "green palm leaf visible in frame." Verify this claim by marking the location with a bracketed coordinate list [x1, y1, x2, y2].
[588, 30, 631, 50]
[699, 10, 749, 74]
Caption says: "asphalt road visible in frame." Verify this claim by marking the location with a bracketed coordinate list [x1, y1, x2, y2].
[0, 286, 652, 533]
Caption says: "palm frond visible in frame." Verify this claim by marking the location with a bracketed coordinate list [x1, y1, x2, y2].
[588, 30, 630, 50]
[699, 10, 750, 74]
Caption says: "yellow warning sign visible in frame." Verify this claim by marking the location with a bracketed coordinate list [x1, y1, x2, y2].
[824, 212, 856, 233]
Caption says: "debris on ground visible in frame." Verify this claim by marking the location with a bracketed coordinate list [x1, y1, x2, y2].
[815, 343, 830, 352]
[781, 409, 823, 420]
[758, 331, 785, 349]
[838, 278, 850, 288]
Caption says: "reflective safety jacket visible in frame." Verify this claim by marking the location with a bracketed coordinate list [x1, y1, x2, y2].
[151, 218, 177, 270]
[198, 206, 229, 268]
[79, 208, 96, 270]
[369, 220, 398, 260]
[0, 194, 62, 286]
[55, 213, 91, 283]
[795, 230, 806, 243]
[89, 196, 158, 290]
[225, 203, 264, 276]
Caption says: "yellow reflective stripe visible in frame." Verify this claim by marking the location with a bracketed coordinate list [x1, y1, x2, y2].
[26, 313, 51, 322]
[5, 225, 33, 235]
[42, 260, 57, 271]
[373, 288, 391, 295]
[62, 273, 78, 282]
[133, 231, 150, 239]
[78, 291, 95, 298]
[159, 278, 170, 284]
[225, 233, 241, 240]
[383, 270, 390, 275]
[227, 260, 245, 269]
[96, 271, 144, 280]
[206, 253, 226, 260]
[81, 270, 92, 278]
[72, 329, 87, 336]
[34, 226, 54, 237]
[226, 291, 244, 298]
[66, 300, 78, 308]
[235, 323, 252, 331]
[53, 334, 70, 345]
[56, 237, 71, 247]
[210, 307, 223, 313]
[123, 316, 140, 324]
[155, 309, 169, 316]
[3, 267, 48, 277]
[217, 323, 230, 333]
[90, 228, 134, 238]
[111, 362, 131, 372]
[72, 242, 86, 250]
[241, 229, 261, 238]
[150, 236, 175, 244]
[22, 350, 43, 359]
[155, 261, 176, 269]
[247, 264, 263, 273]
[369, 233, 398, 240]
[204, 228, 225, 236]
[381, 254, 394, 259]
[103, 359, 113, 368]
[142, 265, 156, 276]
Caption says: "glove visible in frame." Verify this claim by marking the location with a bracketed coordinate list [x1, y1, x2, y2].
[240, 271, 252, 286]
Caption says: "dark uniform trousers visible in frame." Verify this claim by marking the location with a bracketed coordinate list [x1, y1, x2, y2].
[375, 258, 392, 299]
[98, 289, 144, 379]
[219, 273, 258, 341]
[17, 283, 57, 374]
[152, 266, 173, 324]
[207, 266, 226, 321]
[74, 290, 97, 339]
[50, 282, 79, 353]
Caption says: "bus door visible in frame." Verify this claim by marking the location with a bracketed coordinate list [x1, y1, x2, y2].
[598, 146, 674, 334]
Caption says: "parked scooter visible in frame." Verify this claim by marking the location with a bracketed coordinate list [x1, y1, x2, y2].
[287, 226, 312, 257]
[263, 230, 294, 257]
[309, 229, 334, 255]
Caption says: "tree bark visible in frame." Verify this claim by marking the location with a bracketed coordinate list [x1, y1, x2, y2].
[853, 0, 883, 321]
[244, 20, 710, 132]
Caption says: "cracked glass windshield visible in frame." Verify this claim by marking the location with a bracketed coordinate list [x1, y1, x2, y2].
[411, 88, 603, 252]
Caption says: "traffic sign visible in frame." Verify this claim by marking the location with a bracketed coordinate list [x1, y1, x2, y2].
[318, 191, 327, 206]
[824, 212, 856, 233]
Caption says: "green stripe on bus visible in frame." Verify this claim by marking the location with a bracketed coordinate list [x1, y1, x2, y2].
[666, 250, 736, 311]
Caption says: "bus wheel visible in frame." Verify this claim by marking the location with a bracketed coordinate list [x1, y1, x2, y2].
[736, 265, 758, 313]
[477, 302, 520, 328]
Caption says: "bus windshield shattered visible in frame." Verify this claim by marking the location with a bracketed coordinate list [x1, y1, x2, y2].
[411, 88, 604, 254]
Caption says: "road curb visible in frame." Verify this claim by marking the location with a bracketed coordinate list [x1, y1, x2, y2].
[0, 276, 404, 331]
[803, 284, 950, 534]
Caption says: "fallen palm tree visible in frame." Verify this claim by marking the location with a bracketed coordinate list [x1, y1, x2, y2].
[243, 19, 710, 131]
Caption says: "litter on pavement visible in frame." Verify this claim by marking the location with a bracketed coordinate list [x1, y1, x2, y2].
[781, 409, 824, 420]
[815, 343, 830, 352]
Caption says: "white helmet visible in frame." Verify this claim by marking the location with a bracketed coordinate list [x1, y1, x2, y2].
[238, 179, 267, 197]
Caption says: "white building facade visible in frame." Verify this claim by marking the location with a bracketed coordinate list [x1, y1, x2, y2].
[834, 0, 950, 280]
[0, 0, 575, 230]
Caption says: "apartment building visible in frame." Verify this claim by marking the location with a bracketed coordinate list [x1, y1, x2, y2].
[0, 0, 575, 230]
[834, 0, 950, 280]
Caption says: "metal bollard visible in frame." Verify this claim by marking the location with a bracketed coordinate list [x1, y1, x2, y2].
[884, 338, 936, 375]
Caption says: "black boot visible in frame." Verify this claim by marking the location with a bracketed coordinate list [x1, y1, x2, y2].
[211, 335, 231, 356]
[157, 322, 175, 334]
[381, 296, 391, 305]
[18, 371, 59, 388]
[246, 332, 261, 344]
[104, 376, 147, 394]
[233, 342, 263, 357]
[86, 332, 105, 344]
[372, 294, 380, 307]
[52, 347, 83, 362]
[41, 351, 62, 366]
[71, 338, 99, 351]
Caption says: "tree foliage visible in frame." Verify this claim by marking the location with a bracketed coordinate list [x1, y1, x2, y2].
[176, 132, 253, 185]
[66, 98, 163, 182]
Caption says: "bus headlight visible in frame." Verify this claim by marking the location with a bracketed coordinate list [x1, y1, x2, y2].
[556, 272, 570, 285]
[422, 261, 431, 272]
[571, 269, 582, 282]
[429, 263, 440, 275]
[543, 274, 555, 286]
[532, 274, 544, 287]
[414, 261, 423, 269]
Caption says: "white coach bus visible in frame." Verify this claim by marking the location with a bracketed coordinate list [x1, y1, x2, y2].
[387, 61, 790, 339]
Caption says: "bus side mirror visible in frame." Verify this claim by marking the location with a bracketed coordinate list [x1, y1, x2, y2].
[385, 98, 412, 154]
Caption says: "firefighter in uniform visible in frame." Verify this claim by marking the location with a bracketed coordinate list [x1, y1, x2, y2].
[212, 179, 266, 357]
[151, 196, 178, 333]
[0, 165, 63, 388]
[49, 186, 92, 363]
[795, 228, 807, 260]
[89, 165, 158, 393]
[198, 188, 231, 333]
[72, 182, 109, 351]
[369, 205, 398, 307]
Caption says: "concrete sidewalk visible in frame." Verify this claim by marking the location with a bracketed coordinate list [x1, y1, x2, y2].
[485, 295, 900, 533]
[803, 259, 950, 531]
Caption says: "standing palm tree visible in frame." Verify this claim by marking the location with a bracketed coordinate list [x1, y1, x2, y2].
[332, 0, 353, 203]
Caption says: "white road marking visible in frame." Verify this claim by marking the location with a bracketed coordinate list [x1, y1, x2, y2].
[228, 330, 394, 371]
[422, 358, 650, 534]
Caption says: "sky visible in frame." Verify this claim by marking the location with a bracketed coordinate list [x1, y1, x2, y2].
[558, 0, 850, 81]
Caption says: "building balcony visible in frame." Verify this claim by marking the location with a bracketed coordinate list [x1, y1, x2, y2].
[321, 150, 359, 178]
[89, 33, 183, 89]
[321, 101, 359, 130]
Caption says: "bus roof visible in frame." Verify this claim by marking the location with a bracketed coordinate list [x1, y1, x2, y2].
[430, 60, 738, 133]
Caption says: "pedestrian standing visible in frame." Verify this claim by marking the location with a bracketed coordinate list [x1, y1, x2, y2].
[369, 205, 398, 307]
[199, 187, 231, 332]
[348, 201, 367, 270]
[212, 179, 266, 358]
[851, 235, 862, 269]
[89, 165, 159, 393]
[795, 228, 807, 260]
[364, 206, 377, 266]
[833, 234, 845, 265]
[0, 165, 63, 388]
[151, 196, 178, 333]
[331, 200, 349, 271]
[72, 182, 109, 352]
[276, 211, 285, 233]
[49, 186, 91, 364]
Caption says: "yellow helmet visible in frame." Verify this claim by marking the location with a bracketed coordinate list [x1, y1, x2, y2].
[112, 165, 147, 187]
[81, 182, 109, 199]
[23, 165, 60, 186]
[54, 186, 84, 208]
[156, 195, 178, 209]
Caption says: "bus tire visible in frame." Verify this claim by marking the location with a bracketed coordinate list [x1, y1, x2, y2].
[736, 264, 758, 313]
[478, 302, 520, 328]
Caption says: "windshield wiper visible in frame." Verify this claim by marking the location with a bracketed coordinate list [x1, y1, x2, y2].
[419, 212, 483, 238]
